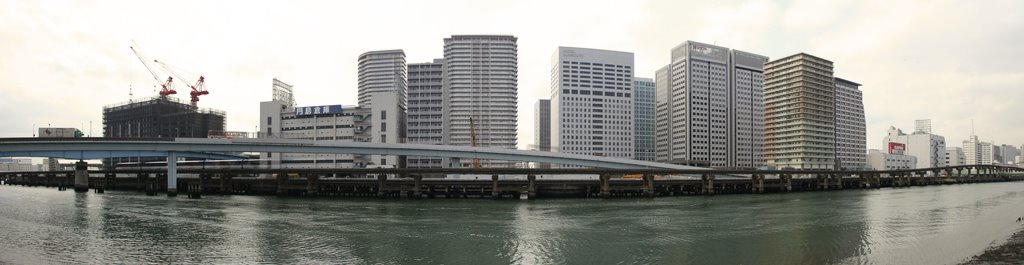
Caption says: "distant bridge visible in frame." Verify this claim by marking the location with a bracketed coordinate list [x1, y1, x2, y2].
[2, 137, 1021, 197]
[0, 137, 709, 195]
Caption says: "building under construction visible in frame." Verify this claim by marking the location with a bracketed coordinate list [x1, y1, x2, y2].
[102, 95, 226, 168]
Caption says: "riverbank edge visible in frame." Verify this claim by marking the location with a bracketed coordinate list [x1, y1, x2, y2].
[960, 225, 1024, 264]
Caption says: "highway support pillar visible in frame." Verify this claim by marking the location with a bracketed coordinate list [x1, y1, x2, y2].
[413, 175, 423, 198]
[166, 151, 178, 197]
[599, 174, 611, 198]
[491, 174, 500, 199]
[73, 160, 89, 193]
[642, 174, 655, 197]
[527, 175, 537, 200]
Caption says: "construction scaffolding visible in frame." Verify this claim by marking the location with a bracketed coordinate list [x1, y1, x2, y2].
[102, 95, 226, 169]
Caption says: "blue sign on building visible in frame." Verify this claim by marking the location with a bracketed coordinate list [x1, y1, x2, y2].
[295, 105, 343, 116]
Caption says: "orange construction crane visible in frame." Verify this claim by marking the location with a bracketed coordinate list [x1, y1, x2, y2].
[470, 117, 480, 168]
[130, 45, 176, 97]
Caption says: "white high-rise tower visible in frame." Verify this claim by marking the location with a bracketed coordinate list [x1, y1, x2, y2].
[443, 35, 518, 167]
[358, 50, 407, 109]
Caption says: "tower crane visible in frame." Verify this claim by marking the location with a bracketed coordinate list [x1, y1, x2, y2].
[154, 60, 208, 108]
[130, 45, 176, 97]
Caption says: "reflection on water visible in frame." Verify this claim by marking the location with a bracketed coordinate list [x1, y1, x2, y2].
[1, 182, 1023, 264]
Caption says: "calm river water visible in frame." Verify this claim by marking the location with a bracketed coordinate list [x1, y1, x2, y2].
[2, 182, 1023, 264]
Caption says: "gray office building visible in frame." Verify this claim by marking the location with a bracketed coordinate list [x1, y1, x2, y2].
[655, 41, 767, 168]
[534, 99, 550, 152]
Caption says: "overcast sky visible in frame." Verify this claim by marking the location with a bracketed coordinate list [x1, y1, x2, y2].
[1, 0, 1022, 151]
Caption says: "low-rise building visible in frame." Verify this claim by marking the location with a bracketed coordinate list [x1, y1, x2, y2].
[866, 149, 917, 170]
[945, 147, 966, 166]
[881, 126, 946, 170]
[259, 91, 404, 169]
[0, 158, 34, 172]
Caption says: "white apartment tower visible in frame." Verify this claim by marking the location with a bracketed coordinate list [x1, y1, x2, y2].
[443, 35, 518, 167]
[634, 77, 656, 162]
[358, 50, 407, 109]
[655, 41, 767, 168]
[550, 47, 635, 162]
[406, 59, 446, 168]
[834, 78, 867, 169]
[765, 53, 836, 169]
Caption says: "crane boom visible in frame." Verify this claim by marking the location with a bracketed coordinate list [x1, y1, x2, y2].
[154, 59, 208, 108]
[470, 117, 480, 168]
[129, 45, 176, 97]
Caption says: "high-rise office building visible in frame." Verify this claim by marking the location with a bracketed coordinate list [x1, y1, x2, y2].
[534, 99, 550, 152]
[834, 78, 867, 169]
[654, 66, 672, 163]
[654, 41, 767, 168]
[764, 53, 836, 169]
[550, 47, 634, 162]
[358, 50, 407, 109]
[443, 35, 518, 167]
[406, 59, 446, 168]
[999, 144, 1019, 164]
[534, 98, 551, 169]
[963, 135, 992, 165]
[634, 77, 655, 161]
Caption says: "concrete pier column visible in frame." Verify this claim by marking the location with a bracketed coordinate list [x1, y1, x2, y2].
[376, 174, 387, 198]
[702, 174, 715, 195]
[73, 160, 89, 192]
[816, 174, 827, 190]
[781, 174, 793, 192]
[306, 174, 319, 196]
[276, 173, 287, 196]
[220, 174, 233, 195]
[642, 174, 655, 197]
[166, 151, 178, 197]
[491, 174, 500, 199]
[751, 174, 764, 193]
[413, 175, 423, 198]
[527, 175, 537, 199]
[187, 181, 203, 199]
[599, 174, 611, 198]
[409, 175, 421, 198]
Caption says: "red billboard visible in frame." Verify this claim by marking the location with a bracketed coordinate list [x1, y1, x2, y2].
[888, 142, 906, 155]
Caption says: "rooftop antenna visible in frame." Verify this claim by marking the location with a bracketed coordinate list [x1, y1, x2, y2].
[971, 119, 975, 136]
[129, 83, 134, 103]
